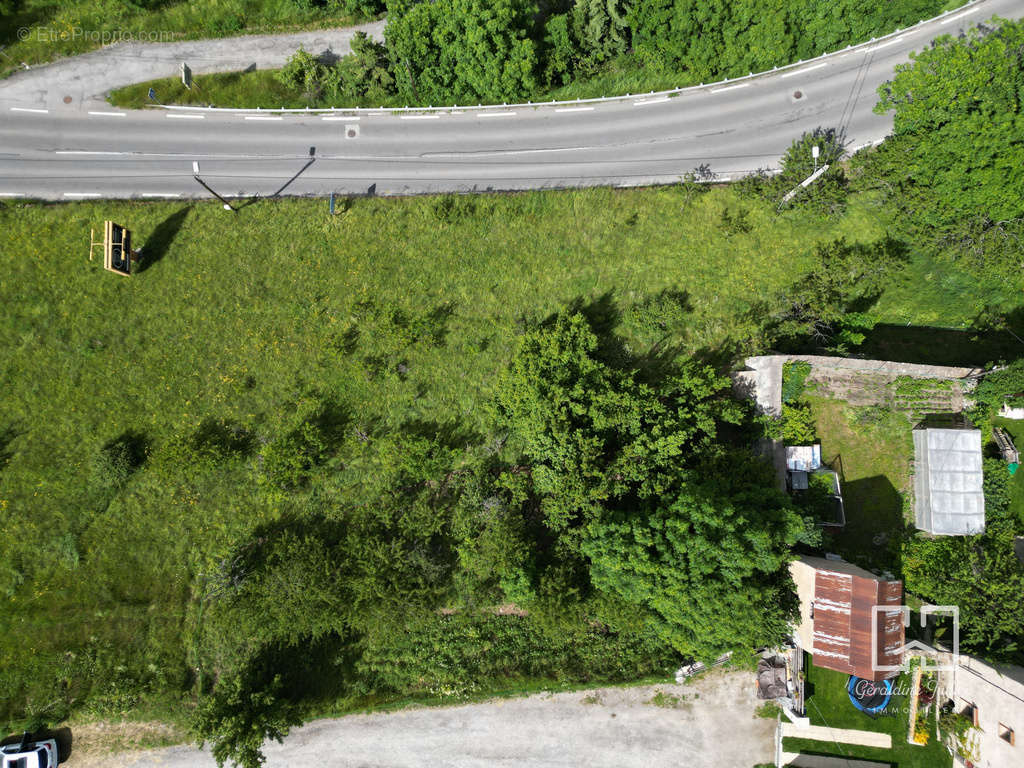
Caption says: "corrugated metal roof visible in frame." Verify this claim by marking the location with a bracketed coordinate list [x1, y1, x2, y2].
[811, 563, 904, 681]
[914, 428, 985, 536]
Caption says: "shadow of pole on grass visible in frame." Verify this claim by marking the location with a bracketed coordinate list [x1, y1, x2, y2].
[137, 206, 192, 273]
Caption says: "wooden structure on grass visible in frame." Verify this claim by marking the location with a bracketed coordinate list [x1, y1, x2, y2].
[89, 221, 136, 276]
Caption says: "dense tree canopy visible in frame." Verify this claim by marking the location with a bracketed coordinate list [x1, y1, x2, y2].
[332, 0, 950, 105]
[495, 312, 742, 531]
[903, 460, 1024, 659]
[628, 0, 941, 80]
[496, 311, 807, 657]
[583, 457, 806, 657]
[860, 19, 1024, 278]
[385, 0, 539, 104]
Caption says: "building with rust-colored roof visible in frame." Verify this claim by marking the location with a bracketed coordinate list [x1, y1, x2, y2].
[791, 555, 904, 681]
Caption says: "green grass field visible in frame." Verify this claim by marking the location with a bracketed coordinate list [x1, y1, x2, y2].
[992, 417, 1024, 529]
[0, 183, 1018, 733]
[784, 658, 951, 768]
[809, 397, 914, 572]
[0, 185, 892, 727]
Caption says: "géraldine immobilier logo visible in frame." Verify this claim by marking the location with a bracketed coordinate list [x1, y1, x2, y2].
[872, 604, 959, 673]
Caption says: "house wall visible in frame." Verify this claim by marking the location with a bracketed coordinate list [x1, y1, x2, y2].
[790, 559, 817, 652]
[953, 655, 1024, 768]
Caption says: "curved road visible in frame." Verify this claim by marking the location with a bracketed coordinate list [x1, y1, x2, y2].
[0, 1, 1017, 201]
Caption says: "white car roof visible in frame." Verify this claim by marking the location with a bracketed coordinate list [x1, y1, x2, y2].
[1, 741, 54, 768]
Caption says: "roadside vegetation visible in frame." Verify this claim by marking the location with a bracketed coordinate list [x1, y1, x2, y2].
[109, 0, 949, 110]
[2, 12, 1024, 768]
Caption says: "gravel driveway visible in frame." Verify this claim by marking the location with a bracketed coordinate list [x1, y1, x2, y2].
[0, 20, 384, 110]
[83, 670, 774, 768]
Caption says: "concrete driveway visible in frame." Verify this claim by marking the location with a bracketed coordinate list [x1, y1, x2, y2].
[81, 671, 774, 768]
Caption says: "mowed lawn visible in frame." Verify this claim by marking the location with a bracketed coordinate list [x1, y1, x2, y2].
[992, 417, 1024, 529]
[784, 659, 951, 768]
[808, 397, 914, 572]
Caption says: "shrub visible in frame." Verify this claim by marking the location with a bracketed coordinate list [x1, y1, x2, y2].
[276, 48, 327, 97]
[626, 289, 691, 336]
[781, 361, 812, 404]
[90, 432, 148, 488]
[778, 128, 849, 216]
[781, 403, 816, 444]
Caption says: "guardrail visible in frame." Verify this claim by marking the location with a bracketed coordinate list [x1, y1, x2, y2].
[156, 0, 989, 115]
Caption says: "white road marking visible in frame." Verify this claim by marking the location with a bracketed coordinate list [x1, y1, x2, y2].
[167, 113, 204, 119]
[55, 150, 127, 155]
[710, 83, 750, 94]
[634, 97, 670, 106]
[87, 111, 126, 117]
[781, 62, 828, 78]
[478, 112, 516, 118]
[425, 146, 592, 158]
[940, 7, 980, 25]
[0, 192, 24, 197]
[866, 35, 905, 52]
[10, 107, 49, 114]
[244, 116, 283, 121]
[322, 116, 360, 121]
[63, 192, 101, 198]
[400, 114, 441, 120]
[141, 193, 181, 198]
[555, 107, 594, 113]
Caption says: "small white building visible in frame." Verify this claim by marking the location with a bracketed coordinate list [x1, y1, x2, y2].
[913, 427, 985, 536]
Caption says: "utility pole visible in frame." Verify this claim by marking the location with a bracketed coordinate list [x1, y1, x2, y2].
[192, 161, 235, 211]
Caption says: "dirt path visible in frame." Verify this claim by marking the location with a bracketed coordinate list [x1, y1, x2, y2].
[67, 671, 774, 768]
[0, 20, 384, 111]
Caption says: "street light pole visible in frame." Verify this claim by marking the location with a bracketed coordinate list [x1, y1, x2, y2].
[192, 161, 234, 211]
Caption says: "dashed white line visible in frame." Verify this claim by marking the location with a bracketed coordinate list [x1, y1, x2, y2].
[63, 192, 101, 198]
[866, 35, 905, 52]
[322, 116, 360, 121]
[10, 107, 49, 114]
[940, 7, 980, 25]
[555, 106, 594, 113]
[400, 114, 441, 120]
[425, 146, 592, 158]
[167, 113, 204, 120]
[781, 62, 828, 78]
[478, 112, 517, 118]
[87, 111, 126, 117]
[710, 83, 750, 94]
[633, 97, 670, 106]
[141, 193, 182, 198]
[55, 150, 128, 156]
[244, 116, 283, 121]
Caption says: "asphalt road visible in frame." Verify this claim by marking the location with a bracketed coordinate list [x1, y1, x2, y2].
[0, 1, 1017, 201]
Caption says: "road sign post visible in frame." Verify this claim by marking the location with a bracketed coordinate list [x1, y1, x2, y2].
[181, 62, 192, 90]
